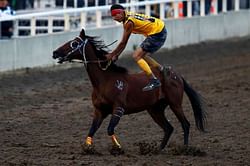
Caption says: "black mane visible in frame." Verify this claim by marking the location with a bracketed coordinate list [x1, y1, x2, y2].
[85, 35, 128, 74]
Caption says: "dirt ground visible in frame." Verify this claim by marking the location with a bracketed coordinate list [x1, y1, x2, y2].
[0, 36, 250, 166]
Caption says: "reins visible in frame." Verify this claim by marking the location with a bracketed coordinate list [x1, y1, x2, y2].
[70, 59, 112, 71]
[71, 59, 108, 64]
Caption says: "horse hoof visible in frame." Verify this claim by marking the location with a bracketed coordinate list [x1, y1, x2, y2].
[109, 145, 124, 156]
[81, 144, 97, 155]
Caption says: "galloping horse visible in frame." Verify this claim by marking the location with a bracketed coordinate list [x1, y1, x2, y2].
[53, 29, 206, 153]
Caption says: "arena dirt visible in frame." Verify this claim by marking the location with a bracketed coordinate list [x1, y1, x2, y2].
[0, 36, 250, 166]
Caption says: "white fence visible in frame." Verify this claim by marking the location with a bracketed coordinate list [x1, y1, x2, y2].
[0, 0, 247, 37]
[0, 9, 250, 72]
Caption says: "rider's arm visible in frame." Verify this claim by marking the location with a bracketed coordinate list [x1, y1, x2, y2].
[109, 21, 133, 59]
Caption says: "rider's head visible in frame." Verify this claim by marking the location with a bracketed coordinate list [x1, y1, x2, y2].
[110, 4, 125, 22]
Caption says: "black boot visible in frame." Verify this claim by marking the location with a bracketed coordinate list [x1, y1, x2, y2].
[142, 78, 161, 91]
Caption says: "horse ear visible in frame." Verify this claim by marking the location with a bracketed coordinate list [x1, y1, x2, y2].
[80, 29, 85, 38]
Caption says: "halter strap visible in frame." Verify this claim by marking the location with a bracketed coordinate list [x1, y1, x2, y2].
[69, 36, 111, 70]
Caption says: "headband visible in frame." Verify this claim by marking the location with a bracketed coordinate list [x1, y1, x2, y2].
[111, 9, 124, 16]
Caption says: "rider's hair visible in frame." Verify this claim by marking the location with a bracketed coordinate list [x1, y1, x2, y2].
[110, 4, 125, 11]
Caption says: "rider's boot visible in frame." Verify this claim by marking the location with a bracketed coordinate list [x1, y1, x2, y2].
[136, 58, 162, 91]
[142, 78, 161, 91]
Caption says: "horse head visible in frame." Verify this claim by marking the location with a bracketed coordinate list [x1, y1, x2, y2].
[53, 29, 87, 64]
[53, 29, 127, 73]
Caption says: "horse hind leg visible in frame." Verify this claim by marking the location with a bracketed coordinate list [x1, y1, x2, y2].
[170, 106, 190, 145]
[147, 103, 174, 150]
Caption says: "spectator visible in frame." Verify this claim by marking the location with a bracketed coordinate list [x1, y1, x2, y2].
[0, 0, 15, 38]
[11, 0, 33, 10]
[205, 0, 212, 15]
[218, 0, 233, 13]
[192, 0, 200, 16]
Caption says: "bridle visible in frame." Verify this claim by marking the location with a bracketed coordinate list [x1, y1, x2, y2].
[65, 36, 111, 70]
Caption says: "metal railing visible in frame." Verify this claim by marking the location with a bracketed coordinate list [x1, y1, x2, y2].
[0, 0, 245, 37]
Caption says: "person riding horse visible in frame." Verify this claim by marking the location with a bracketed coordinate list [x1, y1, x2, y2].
[106, 4, 167, 91]
[53, 29, 207, 153]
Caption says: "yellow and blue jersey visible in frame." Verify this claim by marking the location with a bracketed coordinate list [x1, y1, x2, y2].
[124, 11, 165, 37]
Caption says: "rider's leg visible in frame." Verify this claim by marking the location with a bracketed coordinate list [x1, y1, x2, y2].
[139, 27, 167, 74]
[143, 54, 163, 71]
[134, 48, 156, 79]
[137, 58, 157, 79]
[133, 48, 161, 91]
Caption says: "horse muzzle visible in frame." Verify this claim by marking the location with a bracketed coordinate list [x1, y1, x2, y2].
[52, 50, 60, 59]
[53, 51, 65, 63]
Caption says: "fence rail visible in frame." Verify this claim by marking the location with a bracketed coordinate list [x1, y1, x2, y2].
[0, 0, 247, 37]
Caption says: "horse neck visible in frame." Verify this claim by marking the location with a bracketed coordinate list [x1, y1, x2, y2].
[84, 44, 108, 89]
[86, 64, 107, 89]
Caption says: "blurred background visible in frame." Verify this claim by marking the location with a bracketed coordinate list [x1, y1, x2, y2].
[1, 0, 249, 37]
[0, 0, 250, 71]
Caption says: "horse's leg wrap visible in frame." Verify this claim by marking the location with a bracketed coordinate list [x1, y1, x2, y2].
[88, 118, 102, 137]
[85, 136, 93, 146]
[107, 107, 124, 136]
[85, 110, 105, 147]
[111, 134, 121, 148]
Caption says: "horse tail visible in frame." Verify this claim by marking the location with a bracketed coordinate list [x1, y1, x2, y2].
[182, 77, 207, 132]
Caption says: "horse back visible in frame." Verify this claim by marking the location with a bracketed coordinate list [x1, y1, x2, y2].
[124, 69, 164, 111]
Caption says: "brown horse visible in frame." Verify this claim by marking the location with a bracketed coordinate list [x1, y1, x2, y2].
[53, 29, 207, 154]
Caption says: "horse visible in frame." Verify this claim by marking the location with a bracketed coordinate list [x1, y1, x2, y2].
[52, 29, 207, 154]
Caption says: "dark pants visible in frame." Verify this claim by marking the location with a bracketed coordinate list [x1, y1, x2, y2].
[1, 21, 13, 38]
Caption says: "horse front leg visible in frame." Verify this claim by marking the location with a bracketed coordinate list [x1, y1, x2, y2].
[107, 106, 125, 155]
[82, 109, 107, 154]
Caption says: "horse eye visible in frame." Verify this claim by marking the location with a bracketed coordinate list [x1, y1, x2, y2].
[70, 41, 79, 49]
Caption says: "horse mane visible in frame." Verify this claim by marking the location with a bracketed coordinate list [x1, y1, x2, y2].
[85, 35, 128, 74]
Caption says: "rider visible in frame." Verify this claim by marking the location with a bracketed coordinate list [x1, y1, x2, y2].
[106, 4, 167, 91]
